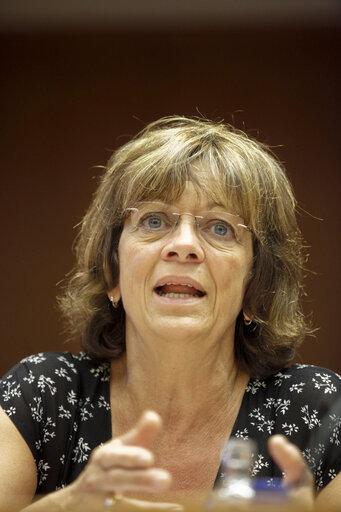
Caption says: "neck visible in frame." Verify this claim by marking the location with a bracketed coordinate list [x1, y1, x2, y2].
[110, 327, 249, 433]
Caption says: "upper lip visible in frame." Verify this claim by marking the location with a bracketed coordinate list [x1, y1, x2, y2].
[153, 276, 206, 295]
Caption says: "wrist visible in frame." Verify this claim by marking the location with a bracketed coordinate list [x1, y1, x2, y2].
[25, 486, 78, 512]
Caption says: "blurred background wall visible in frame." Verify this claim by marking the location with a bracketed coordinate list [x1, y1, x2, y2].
[1, 0, 340, 376]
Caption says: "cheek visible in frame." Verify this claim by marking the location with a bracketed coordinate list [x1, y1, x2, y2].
[118, 237, 155, 300]
[242, 256, 253, 287]
[118, 238, 135, 298]
[237, 243, 254, 289]
[215, 252, 253, 298]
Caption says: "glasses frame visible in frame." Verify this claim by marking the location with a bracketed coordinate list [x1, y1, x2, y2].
[124, 201, 253, 248]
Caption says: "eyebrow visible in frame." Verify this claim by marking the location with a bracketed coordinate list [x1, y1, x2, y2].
[206, 200, 224, 209]
[144, 200, 244, 220]
[205, 200, 238, 213]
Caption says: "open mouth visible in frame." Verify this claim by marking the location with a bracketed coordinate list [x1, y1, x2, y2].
[154, 283, 206, 298]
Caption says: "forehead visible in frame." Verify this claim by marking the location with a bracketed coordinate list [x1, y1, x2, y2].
[126, 163, 249, 220]
[155, 181, 228, 212]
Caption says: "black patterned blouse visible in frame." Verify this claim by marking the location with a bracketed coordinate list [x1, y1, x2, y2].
[0, 352, 340, 494]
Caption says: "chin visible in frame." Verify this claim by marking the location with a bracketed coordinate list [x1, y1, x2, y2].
[151, 317, 210, 342]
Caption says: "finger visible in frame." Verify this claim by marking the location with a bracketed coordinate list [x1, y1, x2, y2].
[91, 444, 154, 470]
[268, 435, 313, 488]
[106, 468, 170, 493]
[120, 496, 183, 511]
[119, 411, 163, 449]
[84, 467, 172, 494]
[65, 489, 183, 512]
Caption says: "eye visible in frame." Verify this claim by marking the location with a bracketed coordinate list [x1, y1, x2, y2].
[138, 212, 171, 231]
[213, 222, 229, 237]
[203, 219, 236, 241]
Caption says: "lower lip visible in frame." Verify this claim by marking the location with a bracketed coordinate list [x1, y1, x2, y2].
[153, 290, 206, 305]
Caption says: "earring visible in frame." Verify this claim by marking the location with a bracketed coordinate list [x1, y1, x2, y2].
[110, 296, 120, 309]
[243, 312, 252, 326]
[243, 311, 258, 333]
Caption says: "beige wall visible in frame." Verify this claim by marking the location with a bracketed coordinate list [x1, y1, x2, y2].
[0, 25, 340, 376]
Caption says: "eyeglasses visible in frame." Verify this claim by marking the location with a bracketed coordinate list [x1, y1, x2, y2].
[124, 201, 252, 249]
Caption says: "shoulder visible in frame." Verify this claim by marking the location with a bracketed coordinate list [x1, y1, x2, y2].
[269, 364, 340, 401]
[18, 351, 90, 375]
[1, 351, 110, 382]
[247, 364, 341, 396]
[245, 364, 341, 428]
[0, 351, 110, 405]
[273, 364, 341, 383]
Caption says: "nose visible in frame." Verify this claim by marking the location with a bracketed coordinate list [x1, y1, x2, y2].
[160, 215, 205, 263]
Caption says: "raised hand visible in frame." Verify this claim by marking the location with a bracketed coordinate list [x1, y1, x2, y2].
[268, 434, 314, 510]
[47, 411, 183, 512]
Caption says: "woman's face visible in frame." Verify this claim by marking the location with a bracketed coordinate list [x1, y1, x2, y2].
[109, 181, 253, 348]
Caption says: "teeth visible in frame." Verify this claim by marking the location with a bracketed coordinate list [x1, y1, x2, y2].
[160, 292, 195, 298]
[165, 282, 194, 288]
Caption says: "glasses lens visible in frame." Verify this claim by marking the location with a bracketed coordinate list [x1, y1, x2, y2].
[130, 203, 175, 235]
[127, 202, 250, 247]
[198, 212, 242, 246]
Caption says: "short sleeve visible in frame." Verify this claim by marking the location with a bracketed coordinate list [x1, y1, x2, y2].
[0, 352, 82, 491]
[0, 351, 112, 493]
[0, 354, 48, 462]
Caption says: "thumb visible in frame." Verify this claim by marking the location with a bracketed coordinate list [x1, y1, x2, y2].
[118, 410, 163, 449]
[268, 435, 313, 488]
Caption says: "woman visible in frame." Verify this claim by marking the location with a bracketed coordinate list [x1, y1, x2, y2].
[0, 116, 340, 511]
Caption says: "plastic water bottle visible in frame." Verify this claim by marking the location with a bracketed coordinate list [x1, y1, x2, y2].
[205, 438, 255, 509]
[206, 438, 289, 510]
[218, 437, 256, 503]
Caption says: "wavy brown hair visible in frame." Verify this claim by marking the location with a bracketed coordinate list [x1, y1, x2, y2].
[58, 116, 310, 377]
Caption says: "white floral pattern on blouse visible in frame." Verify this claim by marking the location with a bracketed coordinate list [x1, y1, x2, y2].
[1, 353, 340, 494]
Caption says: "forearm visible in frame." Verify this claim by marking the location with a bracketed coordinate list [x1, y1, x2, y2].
[20, 486, 80, 512]
[315, 472, 341, 511]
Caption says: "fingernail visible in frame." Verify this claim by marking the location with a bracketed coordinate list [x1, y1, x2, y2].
[154, 473, 170, 490]
[137, 453, 152, 464]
